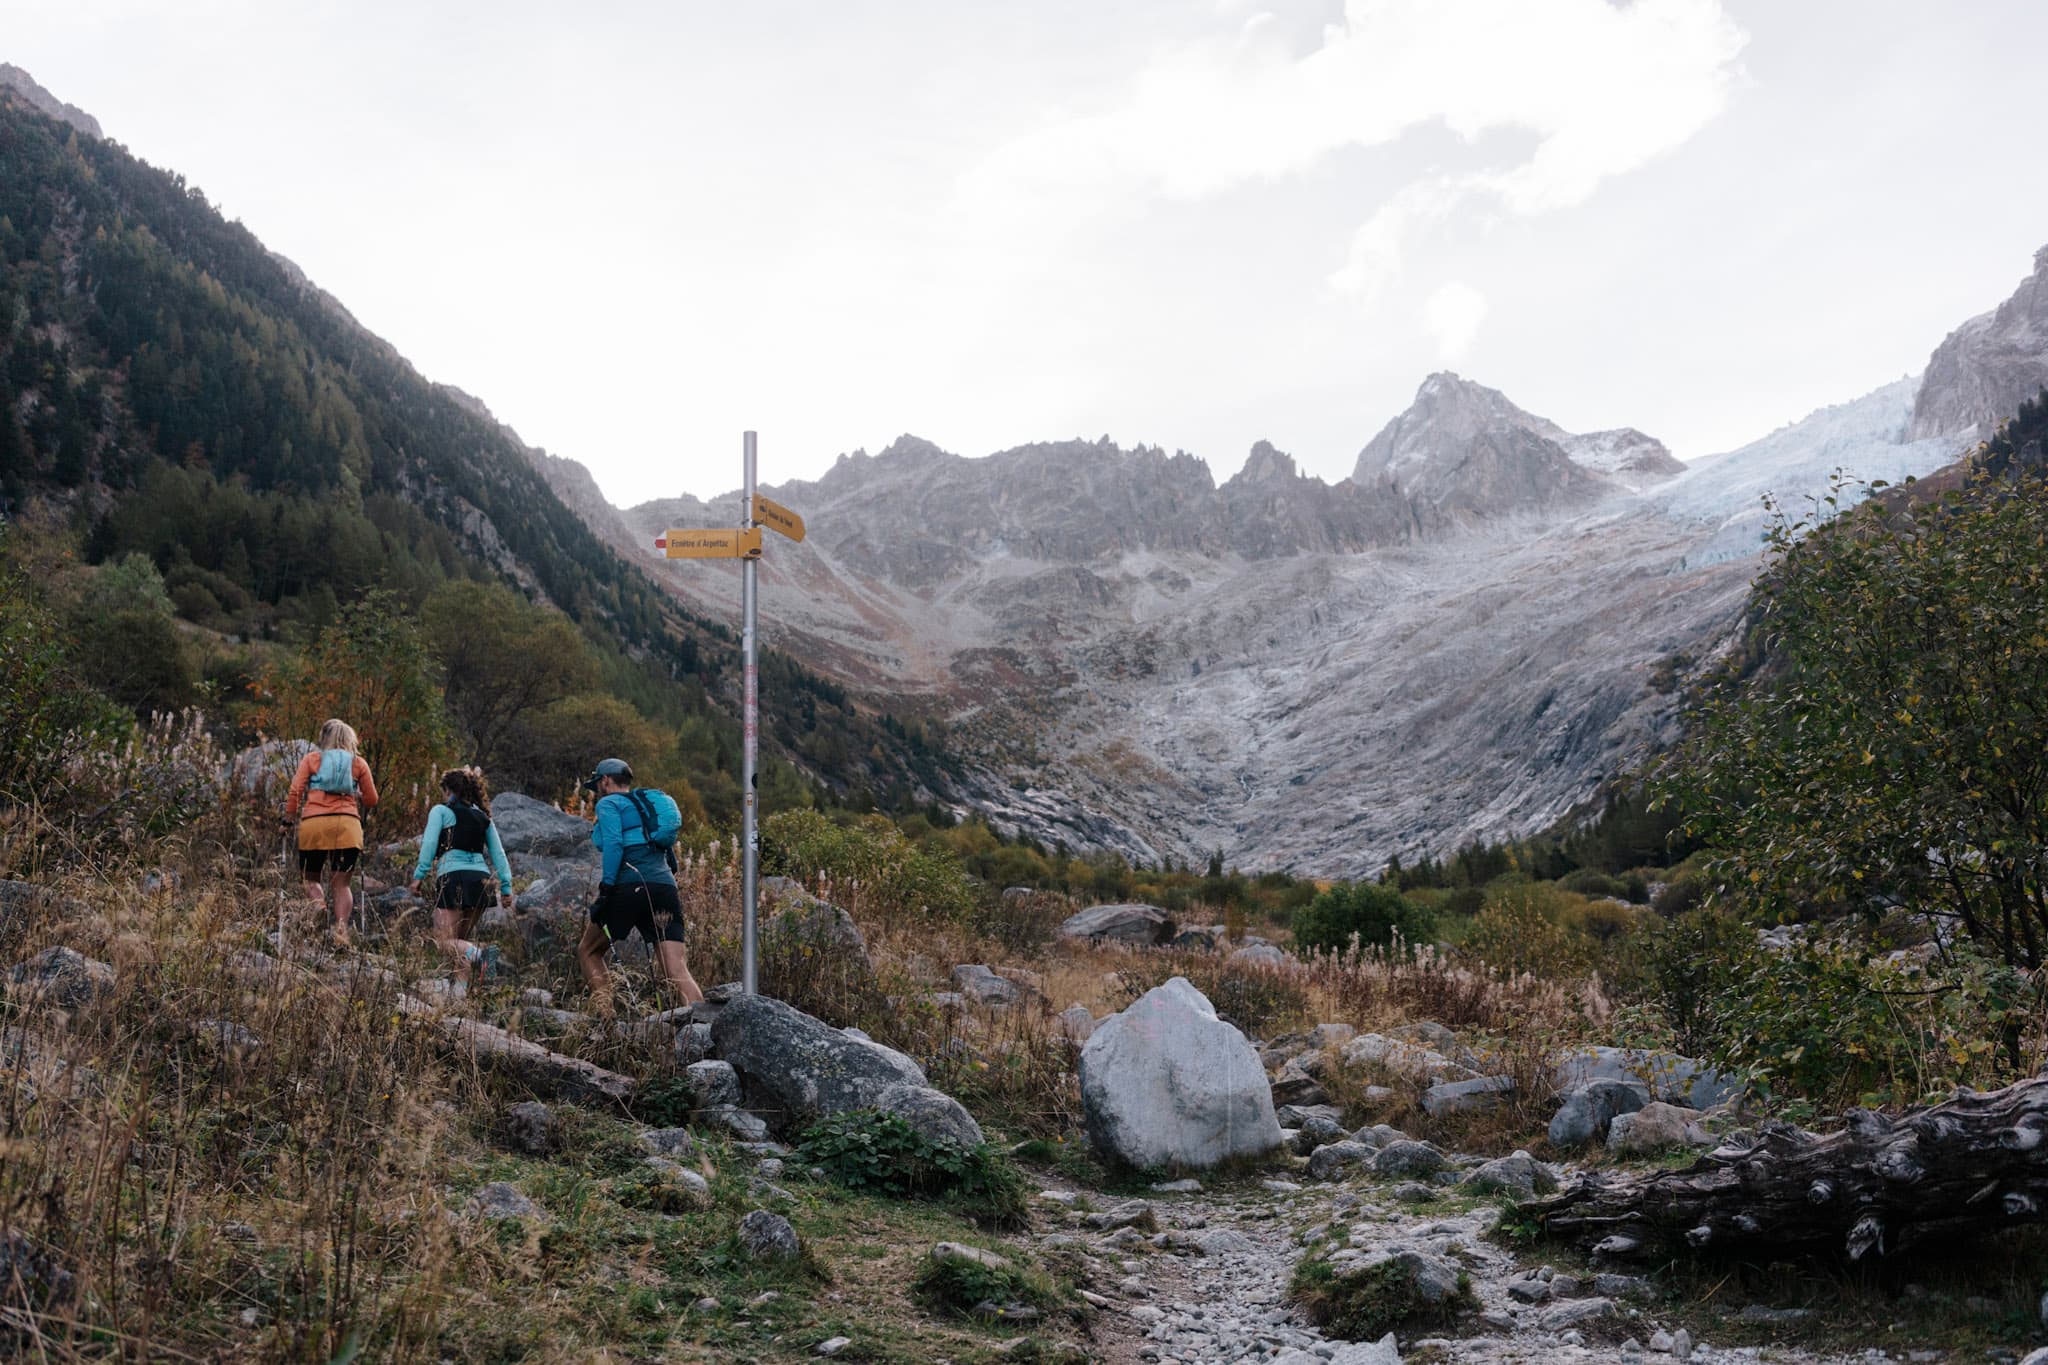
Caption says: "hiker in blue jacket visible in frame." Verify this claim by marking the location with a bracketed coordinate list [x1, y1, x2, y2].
[408, 765, 513, 991]
[578, 757, 705, 1014]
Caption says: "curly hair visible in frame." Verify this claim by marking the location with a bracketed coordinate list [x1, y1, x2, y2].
[439, 765, 491, 816]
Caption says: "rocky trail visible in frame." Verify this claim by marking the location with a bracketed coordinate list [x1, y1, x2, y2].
[1035, 1166, 1976, 1365]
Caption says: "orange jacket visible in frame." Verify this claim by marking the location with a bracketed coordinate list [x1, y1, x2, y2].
[285, 751, 380, 819]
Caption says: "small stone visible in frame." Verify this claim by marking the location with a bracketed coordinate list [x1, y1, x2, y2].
[1262, 1179, 1303, 1194]
[1508, 1278, 1553, 1304]
[1151, 1178, 1202, 1193]
[814, 1337, 852, 1357]
[1649, 1329, 1675, 1352]
[933, 1241, 1010, 1270]
[505, 1101, 557, 1155]
[737, 1209, 800, 1261]
[685, 1059, 742, 1108]
[692, 1296, 720, 1313]
[747, 1291, 782, 1309]
[699, 1104, 770, 1142]
[641, 1127, 697, 1158]
[517, 987, 555, 1007]
[463, 1182, 544, 1221]
[1672, 1328, 1693, 1361]
[1540, 1297, 1615, 1331]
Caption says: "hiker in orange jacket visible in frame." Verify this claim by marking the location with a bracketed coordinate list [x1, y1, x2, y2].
[283, 718, 380, 946]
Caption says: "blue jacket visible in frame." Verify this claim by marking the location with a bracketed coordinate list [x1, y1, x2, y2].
[413, 803, 514, 893]
[593, 788, 682, 887]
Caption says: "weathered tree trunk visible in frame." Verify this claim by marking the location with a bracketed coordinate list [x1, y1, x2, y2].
[1533, 1077, 2048, 1261]
[437, 1016, 637, 1108]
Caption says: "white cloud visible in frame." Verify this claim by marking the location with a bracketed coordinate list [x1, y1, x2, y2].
[954, 0, 1748, 294]
[1422, 280, 1489, 358]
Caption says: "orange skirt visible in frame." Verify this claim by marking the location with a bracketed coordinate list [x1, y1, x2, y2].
[298, 812, 364, 852]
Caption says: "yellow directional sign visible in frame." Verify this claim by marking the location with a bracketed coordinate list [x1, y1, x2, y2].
[752, 495, 806, 543]
[656, 527, 762, 559]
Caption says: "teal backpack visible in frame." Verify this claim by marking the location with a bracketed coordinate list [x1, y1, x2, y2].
[309, 748, 358, 796]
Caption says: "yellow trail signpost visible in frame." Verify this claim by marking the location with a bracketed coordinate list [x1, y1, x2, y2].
[652, 432, 803, 995]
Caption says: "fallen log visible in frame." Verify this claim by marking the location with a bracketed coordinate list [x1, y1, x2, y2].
[436, 1016, 637, 1109]
[1531, 1076, 2048, 1261]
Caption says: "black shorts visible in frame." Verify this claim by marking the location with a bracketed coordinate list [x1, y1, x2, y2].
[592, 882, 685, 945]
[299, 847, 360, 880]
[436, 871, 492, 912]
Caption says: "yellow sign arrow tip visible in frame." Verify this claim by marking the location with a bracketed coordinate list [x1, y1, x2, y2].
[752, 495, 806, 543]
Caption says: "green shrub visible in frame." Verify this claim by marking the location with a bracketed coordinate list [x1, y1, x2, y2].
[795, 1110, 1026, 1227]
[1558, 868, 1625, 898]
[1461, 883, 1585, 977]
[764, 808, 977, 924]
[1292, 882, 1436, 957]
[911, 1248, 1063, 1320]
[1289, 1252, 1477, 1339]
[1652, 876, 1706, 917]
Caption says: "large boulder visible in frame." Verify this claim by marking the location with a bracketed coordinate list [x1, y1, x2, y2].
[1553, 1045, 1743, 1111]
[7, 947, 115, 1009]
[1057, 903, 1176, 946]
[710, 993, 980, 1145]
[490, 794, 596, 858]
[1548, 1078, 1650, 1149]
[1078, 977, 1285, 1170]
[949, 964, 1022, 1007]
[1606, 1101, 1713, 1154]
[1420, 1074, 1514, 1117]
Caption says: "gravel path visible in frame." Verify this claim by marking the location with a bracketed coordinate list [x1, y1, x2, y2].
[1035, 1174, 1942, 1365]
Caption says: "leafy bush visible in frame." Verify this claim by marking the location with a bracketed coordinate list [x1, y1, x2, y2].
[1558, 868, 1625, 898]
[1289, 1252, 1476, 1339]
[1652, 875, 1706, 918]
[795, 1110, 1026, 1226]
[763, 808, 977, 924]
[1460, 883, 1587, 978]
[912, 1247, 1063, 1320]
[0, 557, 128, 804]
[1292, 881, 1436, 957]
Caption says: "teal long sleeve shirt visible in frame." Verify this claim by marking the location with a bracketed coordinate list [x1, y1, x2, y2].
[413, 803, 514, 892]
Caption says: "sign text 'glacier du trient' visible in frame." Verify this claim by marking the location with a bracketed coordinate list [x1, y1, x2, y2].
[653, 433, 804, 995]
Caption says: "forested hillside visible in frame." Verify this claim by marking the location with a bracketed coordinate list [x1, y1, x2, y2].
[0, 89, 961, 815]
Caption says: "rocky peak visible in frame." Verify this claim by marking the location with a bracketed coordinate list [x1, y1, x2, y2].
[1909, 242, 2048, 442]
[0, 65, 103, 140]
[1558, 428, 1686, 491]
[1230, 440, 1301, 485]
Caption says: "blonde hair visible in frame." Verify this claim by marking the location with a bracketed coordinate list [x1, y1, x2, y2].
[316, 718, 359, 754]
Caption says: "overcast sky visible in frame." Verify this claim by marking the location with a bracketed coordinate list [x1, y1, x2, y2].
[10, 1, 2048, 504]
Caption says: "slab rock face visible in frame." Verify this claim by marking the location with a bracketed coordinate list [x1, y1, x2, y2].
[711, 993, 982, 1147]
[1079, 976, 1285, 1170]
[490, 793, 595, 858]
[1058, 902, 1176, 945]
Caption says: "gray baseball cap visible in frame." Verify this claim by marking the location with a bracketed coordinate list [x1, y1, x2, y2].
[582, 757, 633, 790]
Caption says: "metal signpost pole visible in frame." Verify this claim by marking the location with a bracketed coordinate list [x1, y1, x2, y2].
[740, 431, 760, 995]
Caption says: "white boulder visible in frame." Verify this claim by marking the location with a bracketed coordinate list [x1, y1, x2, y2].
[1079, 977, 1285, 1170]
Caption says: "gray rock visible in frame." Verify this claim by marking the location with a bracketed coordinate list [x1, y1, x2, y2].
[1548, 1078, 1651, 1149]
[1372, 1140, 1448, 1178]
[641, 1157, 712, 1205]
[698, 1105, 772, 1142]
[737, 1209, 801, 1261]
[711, 993, 954, 1137]
[1057, 1005, 1096, 1042]
[191, 1019, 262, 1057]
[465, 1182, 544, 1221]
[1553, 1045, 1743, 1111]
[225, 738, 313, 799]
[1671, 1328, 1693, 1361]
[1078, 977, 1285, 1169]
[1420, 1073, 1515, 1116]
[1192, 1227, 1254, 1255]
[641, 1127, 698, 1158]
[675, 1022, 715, 1066]
[6, 946, 115, 1009]
[1312, 1022, 1358, 1050]
[1269, 1057, 1331, 1108]
[1307, 1141, 1376, 1181]
[1462, 1150, 1560, 1199]
[490, 793, 595, 858]
[1150, 1177, 1202, 1193]
[0, 1229, 74, 1315]
[685, 1060, 742, 1109]
[1507, 1276, 1552, 1304]
[1327, 1336, 1401, 1365]
[1607, 1102, 1713, 1154]
[1292, 1114, 1350, 1154]
[932, 1241, 1010, 1270]
[505, 1101, 558, 1155]
[1275, 1102, 1344, 1128]
[1391, 1181, 1437, 1204]
[1171, 927, 1221, 950]
[873, 1081, 985, 1148]
[1340, 1032, 1477, 1083]
[518, 987, 555, 1008]
[1227, 943, 1291, 968]
[1056, 902, 1176, 946]
[814, 1336, 852, 1357]
[1540, 1297, 1615, 1331]
[951, 963, 1023, 1007]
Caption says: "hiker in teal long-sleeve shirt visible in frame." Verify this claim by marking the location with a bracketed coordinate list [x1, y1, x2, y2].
[408, 766, 514, 990]
[576, 757, 705, 1016]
